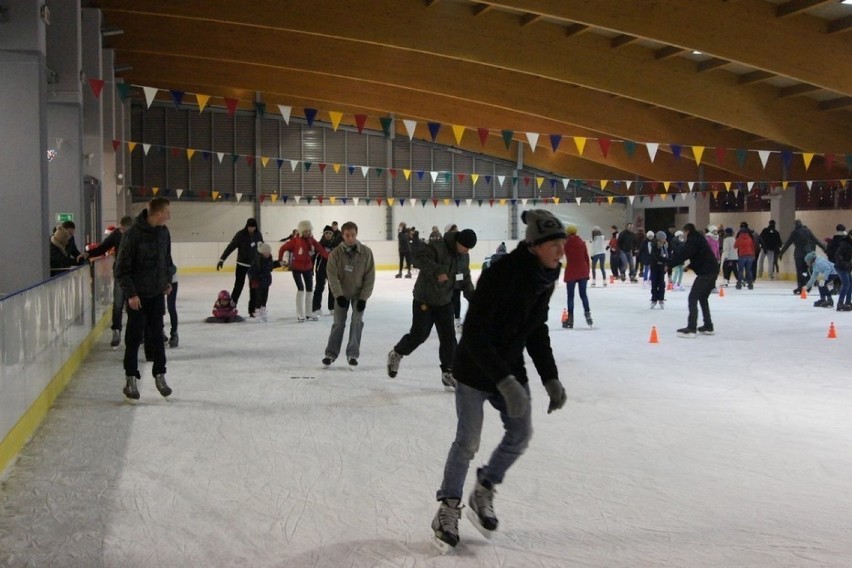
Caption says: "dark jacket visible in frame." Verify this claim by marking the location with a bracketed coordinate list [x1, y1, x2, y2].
[826, 233, 847, 263]
[638, 237, 654, 265]
[759, 226, 782, 252]
[85, 228, 123, 258]
[617, 229, 636, 254]
[454, 242, 560, 393]
[412, 232, 474, 306]
[651, 241, 670, 268]
[397, 229, 412, 254]
[49, 242, 76, 277]
[114, 209, 175, 298]
[780, 224, 825, 258]
[221, 223, 264, 267]
[668, 230, 719, 276]
[248, 255, 281, 288]
[834, 236, 852, 272]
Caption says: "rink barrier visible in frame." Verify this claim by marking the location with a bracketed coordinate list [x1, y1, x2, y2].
[0, 257, 113, 476]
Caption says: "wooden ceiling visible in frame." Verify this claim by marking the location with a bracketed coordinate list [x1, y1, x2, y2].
[93, 0, 852, 192]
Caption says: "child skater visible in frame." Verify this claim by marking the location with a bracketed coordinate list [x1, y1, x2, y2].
[670, 230, 685, 290]
[247, 243, 283, 322]
[650, 231, 670, 309]
[278, 220, 329, 322]
[804, 251, 837, 308]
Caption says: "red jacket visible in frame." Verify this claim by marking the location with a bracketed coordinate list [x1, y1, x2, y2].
[734, 231, 756, 257]
[563, 234, 590, 282]
[278, 235, 328, 272]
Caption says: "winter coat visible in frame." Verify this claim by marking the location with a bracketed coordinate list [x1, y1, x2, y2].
[397, 229, 412, 253]
[638, 238, 654, 265]
[616, 229, 636, 254]
[221, 224, 264, 267]
[327, 241, 376, 301]
[759, 226, 782, 252]
[826, 233, 847, 263]
[278, 235, 328, 273]
[705, 233, 720, 261]
[453, 242, 560, 394]
[805, 257, 837, 289]
[780, 224, 825, 258]
[247, 255, 281, 289]
[114, 209, 175, 299]
[562, 235, 590, 282]
[651, 241, 670, 268]
[669, 230, 719, 276]
[412, 231, 474, 307]
[49, 242, 76, 277]
[314, 234, 335, 273]
[721, 235, 739, 261]
[86, 227, 123, 258]
[734, 230, 756, 257]
[429, 229, 442, 243]
[608, 235, 619, 253]
[670, 238, 685, 264]
[590, 234, 606, 256]
[834, 236, 852, 272]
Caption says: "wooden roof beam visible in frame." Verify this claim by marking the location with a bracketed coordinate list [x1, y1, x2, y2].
[697, 58, 730, 73]
[472, 3, 494, 16]
[819, 96, 852, 111]
[776, 0, 834, 18]
[778, 83, 822, 98]
[827, 15, 852, 34]
[564, 23, 589, 38]
[519, 12, 542, 26]
[610, 34, 638, 49]
[738, 70, 774, 85]
[655, 46, 685, 60]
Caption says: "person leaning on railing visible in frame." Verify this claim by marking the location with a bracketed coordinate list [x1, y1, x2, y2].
[49, 226, 76, 277]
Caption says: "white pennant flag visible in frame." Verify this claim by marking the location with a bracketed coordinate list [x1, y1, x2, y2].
[360, 166, 369, 178]
[562, 178, 570, 188]
[626, 180, 633, 190]
[758, 150, 771, 169]
[352, 197, 360, 206]
[430, 171, 439, 183]
[410, 198, 417, 207]
[733, 189, 740, 198]
[497, 175, 506, 187]
[293, 196, 301, 204]
[290, 160, 299, 172]
[216, 152, 224, 163]
[142, 87, 158, 109]
[235, 192, 243, 202]
[403, 120, 417, 141]
[116, 184, 123, 195]
[175, 189, 184, 199]
[680, 191, 688, 201]
[687, 181, 694, 191]
[806, 180, 813, 190]
[142, 143, 151, 156]
[525, 133, 539, 153]
[628, 195, 635, 204]
[746, 181, 754, 191]
[465, 198, 472, 206]
[278, 105, 292, 124]
[646, 142, 659, 163]
[521, 198, 529, 207]
[575, 197, 582, 205]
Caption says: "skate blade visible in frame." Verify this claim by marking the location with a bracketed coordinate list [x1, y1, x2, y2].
[430, 532, 455, 554]
[443, 385, 455, 392]
[466, 507, 495, 540]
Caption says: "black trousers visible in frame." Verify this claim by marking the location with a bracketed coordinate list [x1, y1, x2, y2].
[452, 288, 462, 319]
[124, 295, 167, 377]
[167, 281, 178, 334]
[394, 301, 457, 372]
[231, 264, 255, 314]
[398, 251, 413, 273]
[255, 285, 269, 308]
[313, 261, 329, 312]
[794, 254, 809, 288]
[687, 274, 715, 330]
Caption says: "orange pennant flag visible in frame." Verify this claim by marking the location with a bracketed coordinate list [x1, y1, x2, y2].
[574, 137, 587, 156]
[212, 191, 220, 200]
[261, 157, 269, 168]
[127, 142, 137, 153]
[451, 125, 465, 146]
[186, 149, 196, 160]
[196, 94, 211, 113]
[152, 187, 160, 196]
[329, 111, 343, 132]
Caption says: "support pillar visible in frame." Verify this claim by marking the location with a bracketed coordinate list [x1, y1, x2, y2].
[688, 193, 710, 231]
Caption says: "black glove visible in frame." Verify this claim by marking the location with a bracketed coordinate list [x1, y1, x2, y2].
[216, 260, 223, 271]
[356, 299, 366, 312]
[544, 380, 567, 414]
[336, 296, 350, 309]
[496, 375, 530, 418]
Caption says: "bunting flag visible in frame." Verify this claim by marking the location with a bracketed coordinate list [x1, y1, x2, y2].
[254, 102, 266, 118]
[573, 136, 587, 156]
[270, 194, 278, 203]
[304, 162, 312, 172]
[329, 196, 336, 204]
[824, 153, 835, 171]
[662, 181, 670, 192]
[501, 130, 513, 150]
[143, 87, 158, 109]
[290, 160, 299, 172]
[143, 143, 151, 156]
[427, 122, 441, 142]
[380, 117, 393, 137]
[187, 149, 196, 160]
[152, 187, 159, 196]
[128, 142, 137, 153]
[319, 163, 327, 173]
[724, 181, 732, 191]
[562, 178, 570, 189]
[403, 119, 416, 140]
[278, 105, 291, 124]
[294, 196, 302, 204]
[525, 132, 539, 153]
[88, 78, 105, 98]
[176, 189, 183, 199]
[600, 180, 608, 190]
[430, 171, 439, 183]
[471, 173, 479, 186]
[623, 140, 636, 158]
[361, 166, 369, 178]
[747, 181, 755, 191]
[329, 111, 343, 131]
[781, 150, 793, 171]
[403, 169, 411, 180]
[646, 143, 659, 163]
[225, 98, 239, 117]
[549, 134, 562, 153]
[553, 197, 560, 204]
[575, 197, 582, 205]
[607, 196, 614, 205]
[758, 150, 771, 169]
[536, 176, 544, 189]
[782, 181, 789, 191]
[352, 197, 359, 206]
[195, 93, 210, 113]
[715, 146, 726, 165]
[466, 199, 473, 206]
[215, 151, 223, 163]
[333, 163, 341, 174]
[261, 157, 269, 168]
[802, 152, 815, 171]
[477, 128, 489, 146]
[489, 199, 495, 207]
[169, 90, 184, 110]
[452, 125, 466, 146]
[235, 192, 242, 202]
[497, 175, 506, 187]
[628, 195, 634, 204]
[598, 137, 611, 159]
[432, 198, 439, 208]
[276, 158, 284, 169]
[735, 148, 748, 168]
[304, 108, 317, 127]
[693, 146, 705, 166]
[116, 82, 132, 102]
[212, 191, 219, 200]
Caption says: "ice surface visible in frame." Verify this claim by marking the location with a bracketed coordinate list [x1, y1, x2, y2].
[1, 271, 851, 567]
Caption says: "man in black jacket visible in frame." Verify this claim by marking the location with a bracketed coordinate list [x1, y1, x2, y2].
[84, 216, 133, 347]
[217, 218, 263, 316]
[668, 223, 720, 337]
[430, 209, 568, 553]
[779, 219, 826, 294]
[114, 198, 175, 400]
[617, 223, 638, 282]
[757, 220, 782, 280]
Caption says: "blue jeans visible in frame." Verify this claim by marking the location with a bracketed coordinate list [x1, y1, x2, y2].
[591, 254, 606, 280]
[565, 279, 590, 314]
[437, 382, 532, 501]
[837, 270, 851, 305]
[737, 256, 754, 284]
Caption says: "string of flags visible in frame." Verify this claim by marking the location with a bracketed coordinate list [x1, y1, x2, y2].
[88, 79, 852, 175]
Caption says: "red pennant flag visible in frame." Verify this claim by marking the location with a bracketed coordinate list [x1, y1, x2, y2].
[477, 127, 489, 146]
[318, 196, 324, 204]
[715, 147, 726, 165]
[598, 137, 612, 159]
[112, 139, 120, 152]
[824, 153, 835, 171]
[432, 199, 439, 208]
[649, 194, 655, 202]
[259, 195, 265, 203]
[170, 147, 180, 158]
[523, 176, 531, 187]
[650, 181, 659, 192]
[489, 199, 495, 207]
[246, 155, 254, 167]
[199, 191, 208, 199]
[88, 78, 105, 99]
[389, 168, 397, 178]
[457, 173, 466, 183]
[318, 163, 327, 173]
[354, 114, 367, 134]
[224, 98, 239, 117]
[376, 198, 383, 206]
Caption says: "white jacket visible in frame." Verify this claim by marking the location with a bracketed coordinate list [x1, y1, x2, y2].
[721, 236, 739, 261]
[590, 235, 606, 256]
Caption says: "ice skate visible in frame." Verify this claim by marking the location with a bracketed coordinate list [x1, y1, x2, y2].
[650, 301, 657, 309]
[259, 307, 268, 322]
[347, 357, 358, 367]
[322, 355, 335, 366]
[698, 324, 715, 335]
[584, 311, 593, 327]
[123, 376, 140, 400]
[387, 349, 402, 378]
[395, 272, 402, 279]
[658, 301, 664, 310]
[404, 272, 412, 279]
[431, 498, 462, 553]
[561, 313, 573, 329]
[154, 374, 172, 398]
[591, 280, 596, 287]
[747, 282, 754, 290]
[168, 331, 179, 348]
[467, 471, 498, 537]
[677, 327, 697, 338]
[441, 370, 457, 392]
[311, 309, 322, 319]
[110, 329, 121, 349]
[454, 318, 463, 335]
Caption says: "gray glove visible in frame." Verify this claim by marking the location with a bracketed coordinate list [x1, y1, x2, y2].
[496, 375, 530, 418]
[544, 380, 567, 414]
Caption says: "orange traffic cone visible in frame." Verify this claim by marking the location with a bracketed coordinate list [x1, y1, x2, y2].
[648, 326, 659, 344]
[609, 275, 615, 284]
[828, 322, 837, 339]
[719, 287, 725, 297]
[800, 288, 808, 299]
[561, 308, 568, 323]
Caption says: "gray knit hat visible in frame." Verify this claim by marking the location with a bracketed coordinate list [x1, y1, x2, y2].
[521, 210, 566, 245]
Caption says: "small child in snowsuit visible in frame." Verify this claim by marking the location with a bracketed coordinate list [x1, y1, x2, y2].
[247, 242, 283, 321]
[650, 231, 670, 308]
[804, 251, 837, 308]
[212, 290, 239, 321]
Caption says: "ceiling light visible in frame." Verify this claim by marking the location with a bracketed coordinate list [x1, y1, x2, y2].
[101, 27, 124, 37]
[692, 50, 703, 55]
[113, 64, 133, 74]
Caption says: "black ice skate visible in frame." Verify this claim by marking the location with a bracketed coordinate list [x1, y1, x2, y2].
[154, 374, 172, 398]
[562, 314, 574, 329]
[467, 471, 498, 538]
[168, 332, 179, 348]
[123, 375, 140, 400]
[677, 327, 697, 338]
[431, 498, 462, 554]
[698, 324, 715, 335]
[387, 350, 402, 378]
[110, 329, 121, 349]
[584, 311, 593, 327]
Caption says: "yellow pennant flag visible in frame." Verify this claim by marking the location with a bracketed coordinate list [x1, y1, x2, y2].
[782, 181, 789, 190]
[196, 94, 210, 113]
[443, 198, 451, 206]
[724, 181, 732, 191]
[451, 125, 465, 146]
[403, 169, 411, 180]
[128, 142, 137, 153]
[187, 149, 196, 160]
[270, 194, 278, 203]
[387, 198, 395, 206]
[607, 196, 614, 205]
[662, 181, 670, 192]
[802, 153, 814, 171]
[499, 198, 507, 206]
[659, 193, 668, 201]
[333, 163, 341, 174]
[152, 187, 160, 196]
[471, 173, 479, 185]
[536, 176, 544, 189]
[553, 197, 560, 204]
[711, 191, 718, 199]
[212, 191, 219, 200]
[329, 111, 343, 132]
[600, 180, 608, 190]
[329, 196, 336, 204]
[573, 136, 587, 156]
[261, 157, 269, 168]
[692, 146, 705, 166]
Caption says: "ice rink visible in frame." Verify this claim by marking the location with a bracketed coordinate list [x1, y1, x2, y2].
[1, 268, 851, 567]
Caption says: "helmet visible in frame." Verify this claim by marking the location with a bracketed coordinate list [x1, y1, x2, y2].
[646, 230, 654, 239]
[217, 290, 231, 302]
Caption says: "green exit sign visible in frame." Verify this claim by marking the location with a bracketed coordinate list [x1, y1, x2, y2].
[56, 213, 74, 223]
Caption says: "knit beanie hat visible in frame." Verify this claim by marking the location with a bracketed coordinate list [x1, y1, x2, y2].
[297, 220, 312, 234]
[804, 251, 816, 264]
[245, 218, 258, 228]
[522, 209, 566, 245]
[258, 243, 271, 255]
[655, 231, 667, 241]
[565, 224, 578, 235]
[455, 228, 477, 249]
[52, 226, 71, 247]
[836, 224, 846, 232]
